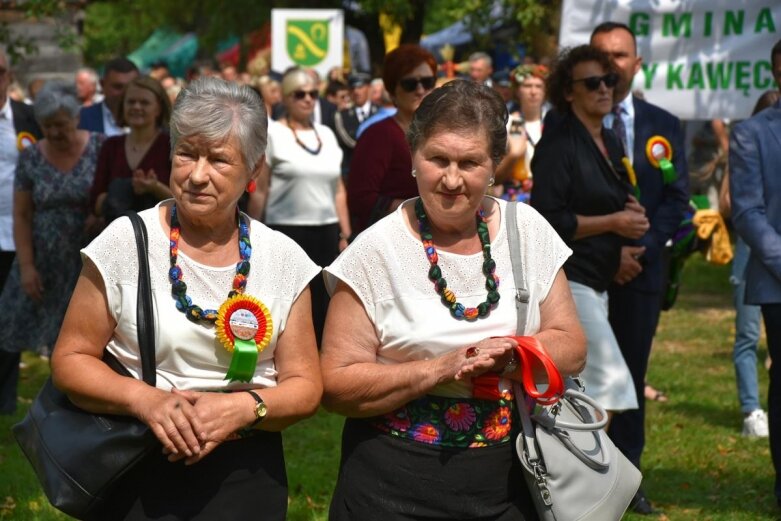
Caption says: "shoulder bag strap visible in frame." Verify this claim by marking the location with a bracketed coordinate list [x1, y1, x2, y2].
[127, 213, 156, 387]
[505, 201, 530, 335]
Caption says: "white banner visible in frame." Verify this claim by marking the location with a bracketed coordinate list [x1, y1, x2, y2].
[559, 1, 780, 120]
[271, 9, 344, 78]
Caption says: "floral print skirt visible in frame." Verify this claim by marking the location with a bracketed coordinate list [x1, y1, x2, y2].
[367, 392, 516, 448]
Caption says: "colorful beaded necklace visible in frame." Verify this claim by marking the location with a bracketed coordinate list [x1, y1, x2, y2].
[414, 198, 500, 320]
[168, 204, 251, 323]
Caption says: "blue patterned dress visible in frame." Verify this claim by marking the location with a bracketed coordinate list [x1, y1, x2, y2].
[0, 132, 104, 353]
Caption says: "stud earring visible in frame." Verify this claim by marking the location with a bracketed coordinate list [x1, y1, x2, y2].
[411, 169, 417, 178]
[246, 180, 257, 193]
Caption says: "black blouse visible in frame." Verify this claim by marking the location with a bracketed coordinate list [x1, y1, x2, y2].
[530, 112, 632, 292]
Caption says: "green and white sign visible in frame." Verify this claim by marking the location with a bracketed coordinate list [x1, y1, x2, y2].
[272, 9, 343, 77]
[560, 1, 780, 119]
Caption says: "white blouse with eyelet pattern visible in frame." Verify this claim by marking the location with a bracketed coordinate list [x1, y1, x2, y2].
[324, 197, 572, 398]
[81, 202, 321, 391]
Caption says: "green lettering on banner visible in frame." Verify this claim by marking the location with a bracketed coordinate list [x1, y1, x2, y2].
[735, 61, 750, 96]
[662, 13, 692, 37]
[687, 62, 705, 89]
[704, 12, 713, 37]
[724, 10, 745, 36]
[754, 61, 772, 89]
[755, 7, 776, 34]
[630, 12, 651, 36]
[706, 62, 733, 89]
[667, 64, 684, 89]
[641, 63, 658, 89]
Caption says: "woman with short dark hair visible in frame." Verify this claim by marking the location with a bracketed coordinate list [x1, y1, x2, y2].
[347, 44, 438, 235]
[322, 80, 586, 520]
[531, 45, 646, 417]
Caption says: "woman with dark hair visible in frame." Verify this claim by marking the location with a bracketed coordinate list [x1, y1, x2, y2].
[89, 76, 172, 224]
[347, 44, 437, 235]
[531, 45, 647, 418]
[0, 81, 104, 359]
[322, 80, 586, 519]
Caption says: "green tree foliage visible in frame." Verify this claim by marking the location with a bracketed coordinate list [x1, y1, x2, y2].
[82, 1, 160, 66]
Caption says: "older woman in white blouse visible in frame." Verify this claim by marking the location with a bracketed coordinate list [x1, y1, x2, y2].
[51, 78, 322, 520]
[321, 80, 586, 520]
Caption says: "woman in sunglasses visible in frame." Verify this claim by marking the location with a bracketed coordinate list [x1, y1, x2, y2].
[258, 68, 350, 345]
[347, 44, 437, 235]
[531, 45, 648, 419]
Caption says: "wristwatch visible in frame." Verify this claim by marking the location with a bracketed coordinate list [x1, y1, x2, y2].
[502, 349, 520, 375]
[245, 390, 268, 426]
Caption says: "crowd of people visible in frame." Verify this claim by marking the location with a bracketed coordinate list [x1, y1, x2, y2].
[0, 20, 779, 520]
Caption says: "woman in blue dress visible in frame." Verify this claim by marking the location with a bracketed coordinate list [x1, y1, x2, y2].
[0, 81, 104, 356]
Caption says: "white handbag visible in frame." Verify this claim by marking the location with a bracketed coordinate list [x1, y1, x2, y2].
[505, 202, 642, 521]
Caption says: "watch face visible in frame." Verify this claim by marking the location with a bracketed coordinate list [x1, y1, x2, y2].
[256, 401, 268, 419]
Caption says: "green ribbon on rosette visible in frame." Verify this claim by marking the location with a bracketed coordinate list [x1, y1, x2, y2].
[225, 338, 259, 383]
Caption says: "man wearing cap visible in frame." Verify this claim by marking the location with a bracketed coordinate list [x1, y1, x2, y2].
[334, 72, 379, 177]
[0, 48, 42, 414]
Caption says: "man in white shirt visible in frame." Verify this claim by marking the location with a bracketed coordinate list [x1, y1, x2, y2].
[78, 57, 138, 136]
[0, 48, 42, 414]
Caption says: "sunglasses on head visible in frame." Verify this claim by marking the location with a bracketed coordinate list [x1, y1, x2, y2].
[571, 72, 619, 91]
[398, 76, 436, 93]
[292, 89, 319, 100]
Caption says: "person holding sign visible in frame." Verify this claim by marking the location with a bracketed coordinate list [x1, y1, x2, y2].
[50, 78, 322, 520]
[590, 21, 690, 515]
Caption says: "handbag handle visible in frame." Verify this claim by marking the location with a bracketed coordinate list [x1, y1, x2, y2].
[503, 335, 564, 405]
[127, 213, 156, 387]
[533, 388, 608, 431]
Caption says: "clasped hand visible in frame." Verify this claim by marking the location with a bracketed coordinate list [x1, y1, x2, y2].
[137, 388, 251, 465]
[613, 195, 649, 239]
[439, 337, 519, 382]
[131, 168, 159, 195]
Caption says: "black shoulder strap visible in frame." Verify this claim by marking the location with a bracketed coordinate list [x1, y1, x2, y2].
[127, 213, 156, 386]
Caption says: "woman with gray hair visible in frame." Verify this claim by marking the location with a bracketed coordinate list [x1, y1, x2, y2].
[51, 77, 322, 519]
[0, 81, 104, 359]
[321, 80, 586, 519]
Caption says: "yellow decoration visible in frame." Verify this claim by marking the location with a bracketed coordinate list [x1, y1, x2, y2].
[645, 135, 672, 169]
[215, 294, 273, 354]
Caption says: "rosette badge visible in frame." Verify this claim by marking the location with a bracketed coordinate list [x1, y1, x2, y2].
[645, 135, 677, 185]
[216, 295, 273, 382]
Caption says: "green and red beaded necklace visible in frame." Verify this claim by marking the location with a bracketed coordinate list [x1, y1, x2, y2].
[414, 198, 500, 320]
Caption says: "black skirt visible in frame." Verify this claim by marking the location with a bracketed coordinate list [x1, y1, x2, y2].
[91, 431, 288, 521]
[329, 418, 538, 521]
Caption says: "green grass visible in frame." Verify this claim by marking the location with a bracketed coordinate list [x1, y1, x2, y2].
[1, 255, 777, 520]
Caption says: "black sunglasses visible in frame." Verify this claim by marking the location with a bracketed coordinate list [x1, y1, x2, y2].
[571, 72, 619, 91]
[398, 76, 436, 93]
[292, 89, 319, 100]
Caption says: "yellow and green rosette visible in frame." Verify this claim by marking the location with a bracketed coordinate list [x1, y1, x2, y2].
[645, 135, 677, 185]
[216, 294, 273, 382]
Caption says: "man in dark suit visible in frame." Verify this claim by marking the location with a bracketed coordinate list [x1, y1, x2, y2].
[590, 22, 690, 514]
[0, 48, 42, 414]
[334, 72, 378, 177]
[731, 39, 781, 510]
[78, 56, 138, 136]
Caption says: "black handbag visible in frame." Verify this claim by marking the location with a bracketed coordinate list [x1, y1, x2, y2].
[13, 212, 160, 519]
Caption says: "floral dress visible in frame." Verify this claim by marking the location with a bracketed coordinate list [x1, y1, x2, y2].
[0, 133, 104, 353]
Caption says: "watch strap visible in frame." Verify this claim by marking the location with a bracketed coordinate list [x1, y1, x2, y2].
[245, 390, 265, 426]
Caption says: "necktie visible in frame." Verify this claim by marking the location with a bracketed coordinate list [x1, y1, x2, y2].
[611, 105, 627, 155]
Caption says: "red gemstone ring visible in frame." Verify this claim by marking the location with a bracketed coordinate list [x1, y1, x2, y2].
[465, 346, 480, 358]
